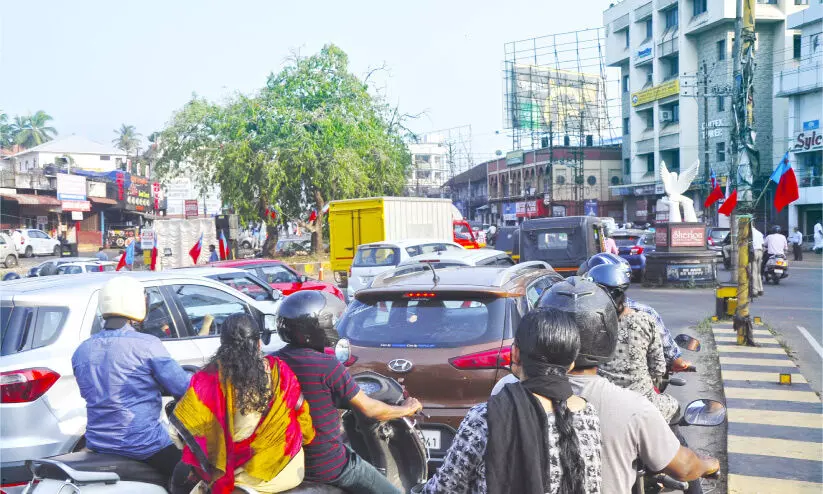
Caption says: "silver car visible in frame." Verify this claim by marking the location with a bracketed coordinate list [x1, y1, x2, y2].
[0, 272, 283, 490]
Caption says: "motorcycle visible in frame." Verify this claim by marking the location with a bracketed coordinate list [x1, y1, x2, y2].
[764, 254, 789, 285]
[21, 371, 428, 494]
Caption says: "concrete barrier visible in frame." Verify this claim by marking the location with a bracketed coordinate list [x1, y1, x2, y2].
[288, 261, 332, 281]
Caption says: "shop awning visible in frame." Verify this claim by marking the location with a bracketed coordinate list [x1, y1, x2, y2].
[89, 196, 118, 205]
[0, 193, 60, 206]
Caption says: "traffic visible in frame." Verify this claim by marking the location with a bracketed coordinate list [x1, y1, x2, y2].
[0, 206, 727, 494]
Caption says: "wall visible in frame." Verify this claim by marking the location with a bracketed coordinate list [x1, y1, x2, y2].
[14, 151, 124, 173]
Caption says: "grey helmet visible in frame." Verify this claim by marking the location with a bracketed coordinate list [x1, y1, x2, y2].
[537, 276, 619, 367]
[277, 290, 345, 351]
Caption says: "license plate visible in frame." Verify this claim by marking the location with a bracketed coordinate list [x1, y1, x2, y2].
[774, 269, 783, 274]
[359, 276, 374, 285]
[421, 429, 441, 450]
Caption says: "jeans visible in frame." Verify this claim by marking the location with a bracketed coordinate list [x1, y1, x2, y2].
[330, 449, 402, 494]
[793, 243, 803, 261]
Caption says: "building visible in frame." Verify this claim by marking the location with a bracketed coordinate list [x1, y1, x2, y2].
[446, 162, 488, 223]
[604, 0, 809, 223]
[8, 135, 128, 173]
[774, 1, 822, 236]
[407, 135, 450, 197]
[486, 145, 623, 225]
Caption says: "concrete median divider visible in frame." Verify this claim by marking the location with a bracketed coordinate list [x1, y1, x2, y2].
[288, 261, 332, 281]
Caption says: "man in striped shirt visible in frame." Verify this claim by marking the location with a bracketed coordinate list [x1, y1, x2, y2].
[276, 291, 422, 494]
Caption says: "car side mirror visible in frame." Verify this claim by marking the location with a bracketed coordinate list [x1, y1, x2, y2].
[299, 275, 308, 283]
[681, 399, 726, 426]
[674, 334, 701, 352]
[262, 314, 277, 345]
[271, 288, 283, 301]
[334, 338, 351, 364]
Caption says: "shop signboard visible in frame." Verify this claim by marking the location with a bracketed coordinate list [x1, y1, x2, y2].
[655, 227, 668, 247]
[502, 202, 517, 222]
[141, 230, 155, 250]
[57, 174, 87, 201]
[71, 211, 84, 221]
[670, 226, 705, 247]
[631, 78, 680, 107]
[125, 177, 153, 212]
[506, 150, 524, 166]
[516, 200, 539, 218]
[666, 264, 714, 282]
[36, 216, 48, 226]
[584, 199, 598, 216]
[184, 200, 199, 218]
[62, 200, 91, 212]
[802, 120, 819, 132]
[552, 205, 566, 217]
[794, 130, 822, 152]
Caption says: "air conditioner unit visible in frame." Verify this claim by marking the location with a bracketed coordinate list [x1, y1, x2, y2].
[659, 110, 673, 123]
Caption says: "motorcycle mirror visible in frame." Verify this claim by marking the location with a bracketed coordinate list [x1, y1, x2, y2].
[682, 399, 726, 426]
[674, 334, 701, 352]
[335, 338, 351, 365]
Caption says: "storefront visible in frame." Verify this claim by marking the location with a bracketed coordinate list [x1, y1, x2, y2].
[0, 193, 61, 233]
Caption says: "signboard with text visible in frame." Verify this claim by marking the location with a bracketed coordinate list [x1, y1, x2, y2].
[631, 78, 680, 107]
[62, 200, 91, 212]
[670, 226, 705, 247]
[126, 176, 152, 212]
[502, 202, 517, 222]
[57, 174, 87, 201]
[141, 230, 155, 250]
[666, 264, 714, 282]
[794, 130, 822, 152]
[655, 227, 668, 247]
[184, 200, 199, 218]
[584, 199, 598, 216]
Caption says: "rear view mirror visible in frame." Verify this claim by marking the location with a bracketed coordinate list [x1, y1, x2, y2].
[682, 399, 726, 426]
[299, 275, 308, 283]
[271, 288, 283, 301]
[262, 314, 277, 345]
[335, 338, 351, 364]
[675, 334, 701, 352]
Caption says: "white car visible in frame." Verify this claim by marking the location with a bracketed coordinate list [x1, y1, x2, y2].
[0, 272, 283, 490]
[391, 248, 515, 276]
[11, 229, 61, 258]
[347, 239, 464, 299]
[55, 261, 117, 275]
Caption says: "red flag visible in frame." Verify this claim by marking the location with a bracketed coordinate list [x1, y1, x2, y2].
[150, 235, 159, 271]
[189, 233, 203, 264]
[774, 166, 799, 212]
[116, 250, 127, 271]
[218, 230, 228, 260]
[308, 209, 317, 223]
[703, 185, 724, 208]
[718, 189, 738, 216]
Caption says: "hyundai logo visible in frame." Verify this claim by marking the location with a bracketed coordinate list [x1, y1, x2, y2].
[388, 359, 414, 373]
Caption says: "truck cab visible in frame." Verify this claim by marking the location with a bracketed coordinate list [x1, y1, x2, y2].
[452, 220, 484, 249]
[512, 216, 605, 276]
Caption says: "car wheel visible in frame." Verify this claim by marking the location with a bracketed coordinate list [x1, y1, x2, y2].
[24, 246, 33, 258]
[115, 237, 126, 248]
[53, 245, 61, 256]
[4, 254, 17, 268]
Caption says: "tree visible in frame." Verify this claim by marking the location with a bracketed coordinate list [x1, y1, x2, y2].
[13, 110, 57, 148]
[156, 45, 412, 256]
[0, 111, 13, 149]
[112, 124, 142, 155]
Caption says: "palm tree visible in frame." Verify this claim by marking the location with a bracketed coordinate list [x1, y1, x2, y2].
[13, 111, 57, 149]
[112, 124, 142, 155]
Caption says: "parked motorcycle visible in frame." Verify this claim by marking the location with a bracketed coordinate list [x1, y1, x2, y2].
[764, 254, 789, 285]
[22, 371, 428, 494]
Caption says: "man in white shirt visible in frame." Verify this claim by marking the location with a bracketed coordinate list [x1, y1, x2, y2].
[789, 227, 803, 261]
[751, 225, 764, 296]
[762, 226, 788, 283]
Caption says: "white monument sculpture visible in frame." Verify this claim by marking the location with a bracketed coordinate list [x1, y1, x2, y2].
[658, 160, 700, 223]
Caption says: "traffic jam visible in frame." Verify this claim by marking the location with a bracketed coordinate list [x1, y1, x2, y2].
[1, 196, 723, 494]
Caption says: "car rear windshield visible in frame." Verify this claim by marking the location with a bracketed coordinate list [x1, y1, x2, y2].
[614, 236, 639, 247]
[710, 230, 729, 240]
[353, 247, 400, 267]
[1, 305, 68, 356]
[338, 296, 505, 348]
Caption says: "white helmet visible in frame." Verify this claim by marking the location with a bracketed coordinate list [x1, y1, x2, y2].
[100, 276, 146, 322]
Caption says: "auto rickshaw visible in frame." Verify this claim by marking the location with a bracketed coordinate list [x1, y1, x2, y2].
[512, 216, 607, 276]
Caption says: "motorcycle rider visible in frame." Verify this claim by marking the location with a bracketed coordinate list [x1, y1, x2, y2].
[588, 263, 679, 422]
[495, 277, 719, 493]
[763, 225, 788, 276]
[275, 291, 423, 494]
[579, 253, 693, 372]
[71, 276, 192, 481]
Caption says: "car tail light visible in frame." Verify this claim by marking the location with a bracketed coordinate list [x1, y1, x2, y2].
[708, 237, 715, 246]
[404, 292, 436, 298]
[630, 245, 644, 255]
[0, 368, 60, 403]
[449, 347, 511, 370]
[98, 265, 105, 272]
[2, 481, 32, 492]
[323, 347, 357, 367]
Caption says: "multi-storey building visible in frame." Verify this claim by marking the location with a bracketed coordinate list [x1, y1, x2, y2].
[407, 136, 450, 197]
[604, 0, 809, 223]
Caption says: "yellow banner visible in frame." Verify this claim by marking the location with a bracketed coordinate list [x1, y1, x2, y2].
[631, 79, 680, 107]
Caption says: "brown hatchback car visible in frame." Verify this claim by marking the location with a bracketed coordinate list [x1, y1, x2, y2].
[335, 261, 563, 468]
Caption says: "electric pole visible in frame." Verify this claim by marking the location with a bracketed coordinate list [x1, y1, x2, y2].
[548, 121, 554, 216]
[702, 62, 711, 222]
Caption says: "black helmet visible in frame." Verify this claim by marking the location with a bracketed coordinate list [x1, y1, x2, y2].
[770, 225, 782, 234]
[587, 263, 632, 300]
[2, 272, 20, 281]
[537, 276, 618, 367]
[278, 291, 345, 351]
[578, 252, 628, 276]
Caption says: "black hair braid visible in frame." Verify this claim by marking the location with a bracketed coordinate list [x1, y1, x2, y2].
[209, 314, 272, 414]
[552, 391, 586, 494]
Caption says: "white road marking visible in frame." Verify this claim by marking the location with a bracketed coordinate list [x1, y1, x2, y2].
[796, 326, 823, 359]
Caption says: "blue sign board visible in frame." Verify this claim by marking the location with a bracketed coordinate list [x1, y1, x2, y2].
[584, 199, 599, 216]
[803, 120, 820, 132]
[502, 202, 517, 221]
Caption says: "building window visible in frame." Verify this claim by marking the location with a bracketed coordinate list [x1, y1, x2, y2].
[645, 19, 653, 40]
[587, 175, 597, 186]
[795, 0, 809, 4]
[693, 0, 708, 16]
[622, 74, 629, 93]
[557, 175, 566, 185]
[717, 39, 726, 60]
[646, 154, 655, 173]
[717, 96, 725, 111]
[665, 7, 679, 30]
[716, 142, 726, 162]
[667, 58, 679, 79]
[672, 103, 680, 122]
[793, 34, 802, 59]
[99, 155, 111, 161]
[624, 29, 630, 48]
[623, 117, 630, 134]
[624, 159, 631, 175]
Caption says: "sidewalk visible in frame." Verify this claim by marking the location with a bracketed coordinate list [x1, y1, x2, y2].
[712, 323, 823, 493]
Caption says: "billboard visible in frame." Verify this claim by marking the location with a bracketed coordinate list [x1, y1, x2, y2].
[504, 64, 605, 133]
[57, 174, 86, 201]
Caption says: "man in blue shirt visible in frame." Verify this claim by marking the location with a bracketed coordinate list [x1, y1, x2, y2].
[72, 276, 191, 480]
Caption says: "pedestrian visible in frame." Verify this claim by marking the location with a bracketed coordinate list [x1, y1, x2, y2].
[813, 222, 822, 254]
[602, 228, 619, 255]
[96, 247, 108, 261]
[751, 225, 764, 297]
[789, 227, 804, 261]
[208, 244, 219, 263]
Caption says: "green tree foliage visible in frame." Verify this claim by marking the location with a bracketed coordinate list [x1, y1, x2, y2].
[12, 111, 57, 149]
[112, 124, 142, 156]
[155, 45, 411, 254]
[0, 111, 14, 149]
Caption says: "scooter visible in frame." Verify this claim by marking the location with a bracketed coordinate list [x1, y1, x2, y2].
[764, 254, 789, 285]
[22, 371, 428, 494]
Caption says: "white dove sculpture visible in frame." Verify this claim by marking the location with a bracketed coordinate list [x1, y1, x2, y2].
[659, 159, 700, 223]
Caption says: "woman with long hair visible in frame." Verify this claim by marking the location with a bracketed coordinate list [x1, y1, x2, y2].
[170, 313, 314, 494]
[422, 309, 601, 494]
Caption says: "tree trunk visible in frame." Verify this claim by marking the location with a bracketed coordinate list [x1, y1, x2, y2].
[262, 223, 279, 258]
[313, 191, 325, 255]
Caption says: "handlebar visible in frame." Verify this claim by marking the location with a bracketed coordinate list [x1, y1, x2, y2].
[657, 474, 689, 491]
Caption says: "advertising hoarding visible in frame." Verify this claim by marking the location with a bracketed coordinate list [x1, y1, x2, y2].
[57, 174, 87, 201]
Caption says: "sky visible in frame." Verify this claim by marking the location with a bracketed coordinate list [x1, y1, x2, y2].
[0, 0, 615, 163]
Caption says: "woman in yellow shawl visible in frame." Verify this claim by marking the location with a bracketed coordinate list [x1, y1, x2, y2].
[170, 313, 314, 493]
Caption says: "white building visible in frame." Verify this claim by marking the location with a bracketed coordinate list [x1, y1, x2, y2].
[604, 0, 809, 223]
[10, 135, 129, 173]
[774, 1, 822, 236]
[407, 135, 450, 197]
